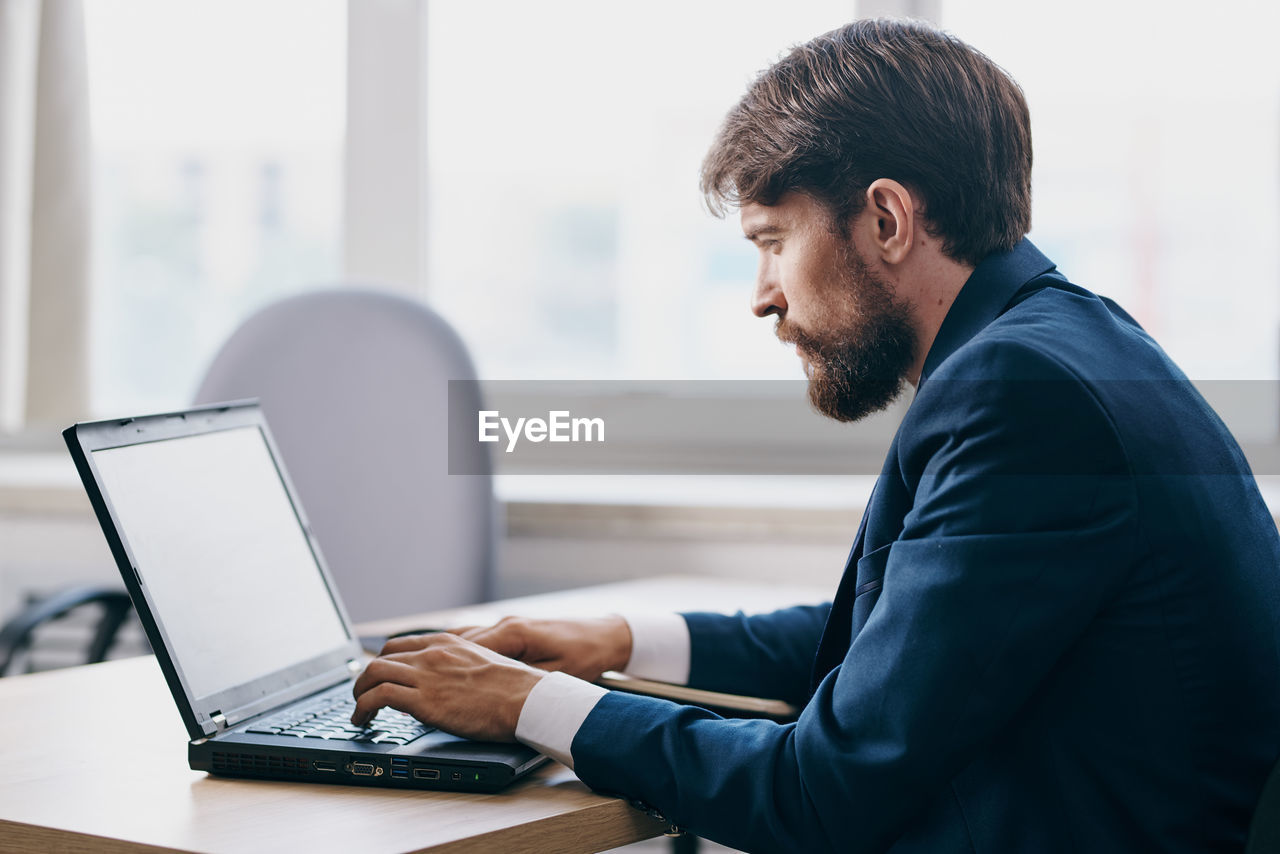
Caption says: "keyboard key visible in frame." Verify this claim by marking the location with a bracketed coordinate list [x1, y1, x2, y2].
[241, 691, 445, 744]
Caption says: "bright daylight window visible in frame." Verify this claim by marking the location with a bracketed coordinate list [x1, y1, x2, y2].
[426, 0, 1280, 443]
[942, 0, 1280, 381]
[82, 1, 1280, 446]
[425, 1, 863, 383]
[941, 0, 1280, 441]
[85, 0, 345, 416]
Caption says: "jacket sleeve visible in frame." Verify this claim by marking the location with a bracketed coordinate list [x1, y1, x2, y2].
[679, 605, 831, 705]
[569, 342, 1141, 853]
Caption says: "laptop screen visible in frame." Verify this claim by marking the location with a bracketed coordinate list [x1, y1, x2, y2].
[91, 425, 350, 701]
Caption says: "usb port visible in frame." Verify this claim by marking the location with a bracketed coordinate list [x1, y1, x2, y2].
[413, 768, 440, 781]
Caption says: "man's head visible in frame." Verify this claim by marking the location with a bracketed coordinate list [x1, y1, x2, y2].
[706, 19, 1032, 421]
[702, 18, 1032, 266]
[742, 191, 918, 422]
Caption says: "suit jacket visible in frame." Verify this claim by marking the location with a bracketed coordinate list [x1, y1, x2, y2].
[571, 239, 1280, 853]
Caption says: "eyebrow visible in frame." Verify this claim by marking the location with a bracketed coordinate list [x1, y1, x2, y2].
[744, 226, 785, 244]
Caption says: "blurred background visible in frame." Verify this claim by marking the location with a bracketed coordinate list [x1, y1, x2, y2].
[76, 0, 1280, 410]
[2, 0, 1279, 641]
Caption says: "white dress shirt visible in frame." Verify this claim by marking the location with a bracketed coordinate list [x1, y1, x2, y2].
[513, 612, 690, 769]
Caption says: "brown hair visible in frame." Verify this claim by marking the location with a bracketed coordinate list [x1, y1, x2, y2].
[700, 18, 1032, 267]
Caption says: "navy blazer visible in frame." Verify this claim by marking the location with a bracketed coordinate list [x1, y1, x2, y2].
[571, 239, 1280, 853]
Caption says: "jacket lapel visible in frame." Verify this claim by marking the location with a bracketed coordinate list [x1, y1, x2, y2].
[810, 487, 873, 691]
[807, 238, 1058, 694]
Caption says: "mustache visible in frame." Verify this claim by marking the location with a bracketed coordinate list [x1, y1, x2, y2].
[774, 316, 799, 345]
[774, 316, 820, 353]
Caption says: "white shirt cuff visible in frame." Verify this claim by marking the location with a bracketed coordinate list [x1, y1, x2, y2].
[514, 670, 607, 770]
[620, 612, 691, 685]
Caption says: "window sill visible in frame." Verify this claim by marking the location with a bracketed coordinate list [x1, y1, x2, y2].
[0, 451, 92, 515]
[0, 450, 872, 538]
[7, 450, 1279, 539]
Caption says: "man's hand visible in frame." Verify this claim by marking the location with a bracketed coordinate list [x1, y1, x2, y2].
[453, 615, 632, 683]
[351, 633, 545, 742]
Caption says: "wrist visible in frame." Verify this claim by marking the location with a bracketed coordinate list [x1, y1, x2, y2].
[507, 668, 547, 737]
[604, 614, 633, 673]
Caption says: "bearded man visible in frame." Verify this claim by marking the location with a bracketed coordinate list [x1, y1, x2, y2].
[352, 19, 1280, 853]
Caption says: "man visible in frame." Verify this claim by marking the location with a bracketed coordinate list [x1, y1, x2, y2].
[352, 19, 1280, 852]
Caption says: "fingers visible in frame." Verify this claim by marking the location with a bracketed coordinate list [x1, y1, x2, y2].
[459, 617, 531, 659]
[351, 681, 423, 728]
[351, 657, 434, 726]
[355, 635, 488, 726]
[350, 632, 545, 741]
[353, 656, 421, 696]
[379, 631, 455, 656]
[377, 618, 544, 668]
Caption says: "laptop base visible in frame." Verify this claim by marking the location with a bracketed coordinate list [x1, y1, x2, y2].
[192, 742, 548, 793]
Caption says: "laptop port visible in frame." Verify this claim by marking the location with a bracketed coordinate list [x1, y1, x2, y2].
[413, 768, 440, 781]
[451, 771, 463, 781]
[313, 761, 337, 772]
[348, 761, 378, 777]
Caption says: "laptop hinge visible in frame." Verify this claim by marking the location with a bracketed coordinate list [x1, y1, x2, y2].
[348, 659, 361, 674]
[211, 711, 228, 732]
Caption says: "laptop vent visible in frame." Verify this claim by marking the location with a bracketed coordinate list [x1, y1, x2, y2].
[211, 752, 309, 775]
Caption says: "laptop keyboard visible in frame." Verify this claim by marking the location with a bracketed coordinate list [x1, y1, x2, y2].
[244, 692, 434, 745]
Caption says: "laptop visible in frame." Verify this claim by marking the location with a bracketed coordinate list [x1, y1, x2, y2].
[64, 401, 545, 792]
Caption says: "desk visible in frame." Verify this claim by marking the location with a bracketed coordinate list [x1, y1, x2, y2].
[0, 575, 830, 853]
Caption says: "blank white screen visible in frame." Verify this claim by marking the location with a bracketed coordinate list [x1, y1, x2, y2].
[93, 426, 349, 700]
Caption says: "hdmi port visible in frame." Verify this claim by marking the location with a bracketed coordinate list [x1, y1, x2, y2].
[313, 761, 337, 772]
[413, 768, 440, 781]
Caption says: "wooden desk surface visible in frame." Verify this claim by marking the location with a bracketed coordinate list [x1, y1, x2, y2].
[0, 575, 830, 854]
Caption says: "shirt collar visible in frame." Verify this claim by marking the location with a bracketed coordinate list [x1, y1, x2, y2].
[918, 237, 1057, 385]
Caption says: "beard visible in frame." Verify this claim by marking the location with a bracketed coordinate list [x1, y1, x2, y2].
[776, 242, 918, 423]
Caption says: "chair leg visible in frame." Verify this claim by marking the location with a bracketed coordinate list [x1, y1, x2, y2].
[87, 599, 133, 663]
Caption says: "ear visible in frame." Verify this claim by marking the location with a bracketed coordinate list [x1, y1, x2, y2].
[861, 178, 915, 265]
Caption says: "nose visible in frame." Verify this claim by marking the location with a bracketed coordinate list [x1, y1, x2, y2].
[751, 257, 786, 318]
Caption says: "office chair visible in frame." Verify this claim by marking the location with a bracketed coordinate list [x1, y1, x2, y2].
[1247, 757, 1280, 853]
[0, 585, 135, 676]
[193, 288, 497, 623]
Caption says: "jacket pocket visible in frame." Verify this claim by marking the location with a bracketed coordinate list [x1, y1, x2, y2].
[852, 542, 892, 633]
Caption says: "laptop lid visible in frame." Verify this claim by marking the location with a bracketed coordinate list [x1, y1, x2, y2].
[65, 402, 364, 741]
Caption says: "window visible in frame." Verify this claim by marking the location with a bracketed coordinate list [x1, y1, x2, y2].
[424, 0, 861, 383]
[411, 0, 1280, 472]
[85, 0, 345, 416]
[943, 0, 1280, 380]
[941, 0, 1280, 438]
[69, 0, 1280, 469]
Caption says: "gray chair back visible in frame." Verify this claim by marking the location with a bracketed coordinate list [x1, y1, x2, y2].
[194, 288, 495, 622]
